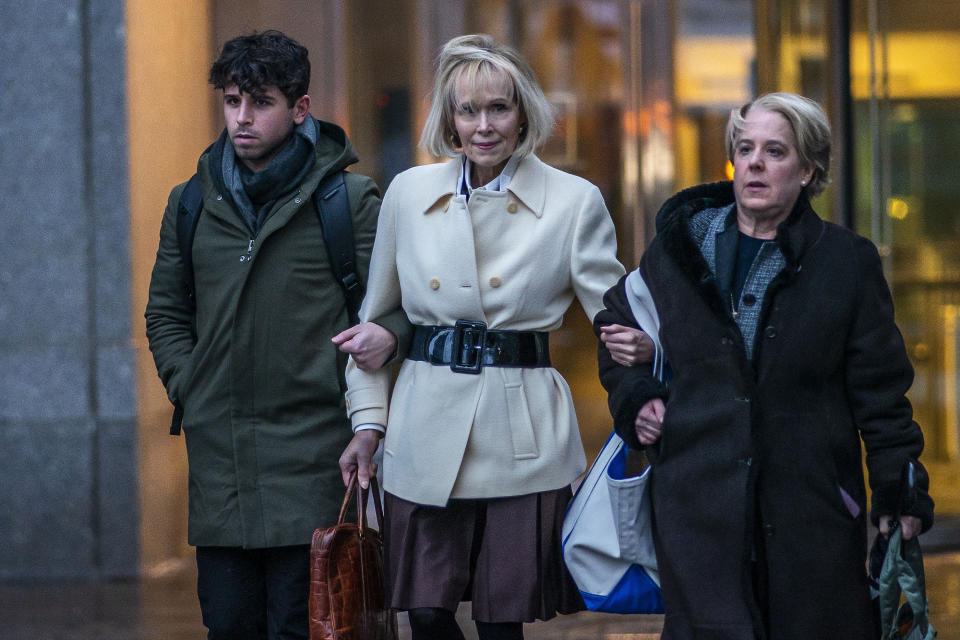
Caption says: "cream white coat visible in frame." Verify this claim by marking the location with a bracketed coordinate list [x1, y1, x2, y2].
[345, 154, 625, 506]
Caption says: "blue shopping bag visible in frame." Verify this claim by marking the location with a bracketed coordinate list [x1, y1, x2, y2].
[562, 267, 665, 613]
[561, 430, 664, 613]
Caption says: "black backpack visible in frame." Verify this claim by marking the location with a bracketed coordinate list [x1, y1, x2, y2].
[169, 170, 365, 435]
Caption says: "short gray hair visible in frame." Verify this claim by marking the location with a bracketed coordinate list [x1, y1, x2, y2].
[419, 34, 554, 159]
[726, 92, 832, 197]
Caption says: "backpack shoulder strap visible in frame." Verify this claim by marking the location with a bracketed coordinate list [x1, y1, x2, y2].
[170, 173, 203, 436]
[177, 173, 204, 304]
[314, 171, 364, 324]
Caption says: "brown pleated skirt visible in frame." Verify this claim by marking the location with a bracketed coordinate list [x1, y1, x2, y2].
[383, 488, 584, 623]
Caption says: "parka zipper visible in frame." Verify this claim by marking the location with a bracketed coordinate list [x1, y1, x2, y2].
[240, 238, 255, 263]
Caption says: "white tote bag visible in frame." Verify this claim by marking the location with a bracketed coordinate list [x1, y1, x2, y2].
[562, 268, 665, 613]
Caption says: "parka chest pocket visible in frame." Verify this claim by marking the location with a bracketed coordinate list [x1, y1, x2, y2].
[502, 370, 539, 459]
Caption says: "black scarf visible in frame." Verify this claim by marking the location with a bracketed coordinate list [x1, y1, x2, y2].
[209, 115, 319, 235]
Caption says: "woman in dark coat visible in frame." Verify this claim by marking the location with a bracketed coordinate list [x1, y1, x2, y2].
[595, 92, 934, 639]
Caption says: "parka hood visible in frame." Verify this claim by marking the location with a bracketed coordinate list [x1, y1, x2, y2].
[311, 117, 360, 177]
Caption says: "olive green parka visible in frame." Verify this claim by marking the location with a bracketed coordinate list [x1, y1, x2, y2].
[146, 121, 407, 548]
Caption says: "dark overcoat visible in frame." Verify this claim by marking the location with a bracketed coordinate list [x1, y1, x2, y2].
[145, 121, 409, 548]
[596, 182, 933, 639]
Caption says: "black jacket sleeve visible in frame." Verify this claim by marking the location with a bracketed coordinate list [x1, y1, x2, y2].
[594, 272, 668, 450]
[844, 238, 934, 532]
[144, 183, 196, 408]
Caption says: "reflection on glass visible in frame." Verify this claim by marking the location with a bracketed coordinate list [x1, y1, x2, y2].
[852, 0, 960, 511]
[674, 0, 755, 189]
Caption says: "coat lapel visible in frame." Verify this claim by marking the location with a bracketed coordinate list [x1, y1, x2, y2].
[504, 154, 548, 217]
[417, 158, 486, 322]
[255, 169, 321, 241]
[196, 161, 251, 235]
[403, 155, 552, 325]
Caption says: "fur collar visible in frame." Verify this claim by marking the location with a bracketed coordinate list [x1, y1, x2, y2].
[653, 181, 826, 318]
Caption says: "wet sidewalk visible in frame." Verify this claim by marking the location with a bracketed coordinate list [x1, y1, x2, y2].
[4, 517, 960, 639]
[2, 551, 958, 639]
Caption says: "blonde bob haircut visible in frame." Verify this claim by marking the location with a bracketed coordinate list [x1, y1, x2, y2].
[419, 34, 555, 159]
[725, 92, 832, 197]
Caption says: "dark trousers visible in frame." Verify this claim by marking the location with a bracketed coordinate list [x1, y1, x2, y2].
[196, 545, 310, 640]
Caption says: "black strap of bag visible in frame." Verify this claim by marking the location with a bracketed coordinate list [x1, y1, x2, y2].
[168, 175, 203, 435]
[314, 171, 364, 325]
[176, 174, 204, 309]
[167, 170, 362, 435]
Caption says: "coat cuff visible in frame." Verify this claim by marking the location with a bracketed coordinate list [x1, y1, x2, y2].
[869, 462, 935, 533]
[161, 354, 192, 407]
[609, 370, 668, 450]
[345, 384, 389, 428]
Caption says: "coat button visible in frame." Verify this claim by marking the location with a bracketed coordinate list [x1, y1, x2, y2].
[742, 293, 756, 306]
[764, 326, 777, 338]
[216, 194, 223, 201]
[295, 196, 302, 204]
[721, 336, 731, 345]
[489, 277, 502, 288]
[507, 201, 518, 214]
[430, 278, 440, 290]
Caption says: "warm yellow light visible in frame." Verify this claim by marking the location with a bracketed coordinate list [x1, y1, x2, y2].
[724, 160, 735, 181]
[675, 35, 755, 106]
[888, 197, 910, 220]
[852, 31, 960, 99]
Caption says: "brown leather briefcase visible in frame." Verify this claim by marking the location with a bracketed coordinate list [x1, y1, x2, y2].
[308, 474, 397, 640]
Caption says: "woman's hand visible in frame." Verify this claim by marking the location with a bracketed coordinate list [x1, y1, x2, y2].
[332, 322, 397, 371]
[635, 398, 665, 445]
[879, 514, 922, 540]
[339, 430, 382, 489]
[600, 324, 654, 367]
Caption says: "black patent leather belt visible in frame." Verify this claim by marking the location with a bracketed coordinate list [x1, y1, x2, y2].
[408, 321, 551, 374]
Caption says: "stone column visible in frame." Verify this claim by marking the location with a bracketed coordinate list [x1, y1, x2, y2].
[0, 0, 137, 578]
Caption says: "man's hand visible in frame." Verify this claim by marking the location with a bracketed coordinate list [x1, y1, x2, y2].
[600, 324, 654, 367]
[635, 398, 665, 445]
[339, 430, 382, 489]
[879, 514, 922, 540]
[332, 322, 397, 371]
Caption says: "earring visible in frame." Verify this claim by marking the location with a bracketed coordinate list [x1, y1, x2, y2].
[801, 180, 807, 186]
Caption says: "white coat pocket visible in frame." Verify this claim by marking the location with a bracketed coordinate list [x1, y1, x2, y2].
[504, 381, 539, 459]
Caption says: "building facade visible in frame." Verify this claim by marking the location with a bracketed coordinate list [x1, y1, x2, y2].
[1, 0, 957, 578]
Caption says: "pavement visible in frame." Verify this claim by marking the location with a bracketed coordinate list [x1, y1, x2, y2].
[1, 518, 957, 639]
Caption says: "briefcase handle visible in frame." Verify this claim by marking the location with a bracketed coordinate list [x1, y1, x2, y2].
[338, 472, 385, 533]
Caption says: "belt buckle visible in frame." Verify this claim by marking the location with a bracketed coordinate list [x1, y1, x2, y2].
[450, 320, 486, 374]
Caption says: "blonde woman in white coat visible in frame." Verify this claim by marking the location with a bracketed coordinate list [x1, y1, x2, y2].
[336, 34, 647, 640]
